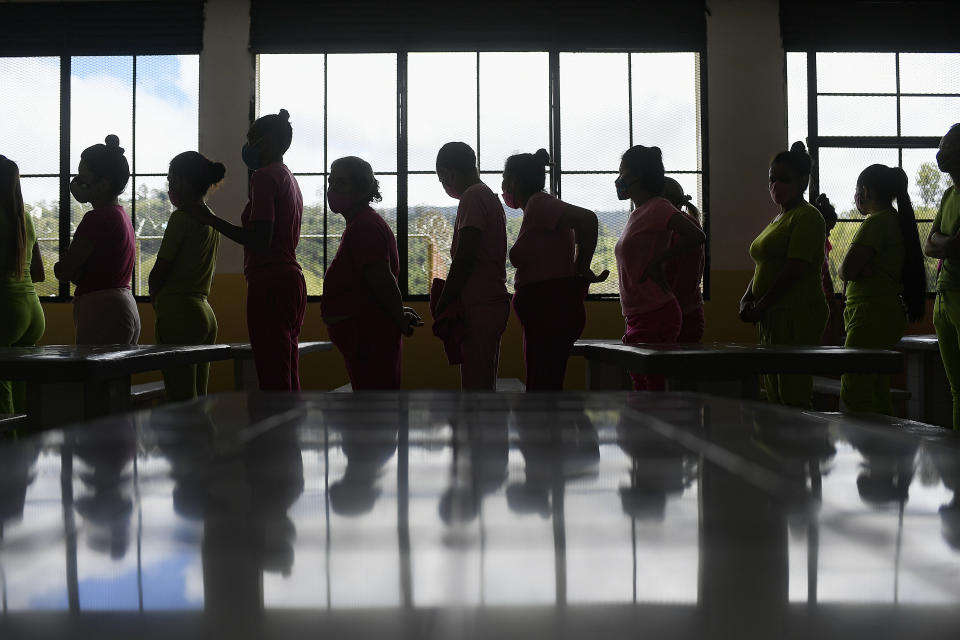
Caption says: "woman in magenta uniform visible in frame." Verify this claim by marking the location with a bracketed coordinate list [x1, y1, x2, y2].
[55, 135, 140, 344]
[198, 109, 306, 391]
[434, 142, 511, 391]
[662, 177, 706, 343]
[502, 148, 608, 391]
[614, 145, 706, 390]
[321, 156, 422, 390]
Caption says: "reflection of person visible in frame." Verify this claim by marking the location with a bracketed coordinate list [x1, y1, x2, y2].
[662, 177, 706, 343]
[0, 440, 39, 527]
[503, 149, 608, 391]
[329, 424, 398, 517]
[615, 145, 705, 390]
[149, 152, 224, 401]
[0, 155, 45, 414]
[928, 445, 960, 550]
[839, 164, 927, 414]
[740, 141, 828, 408]
[196, 109, 306, 391]
[55, 135, 140, 345]
[434, 142, 511, 390]
[844, 425, 918, 507]
[439, 415, 509, 524]
[924, 123, 960, 429]
[322, 156, 423, 390]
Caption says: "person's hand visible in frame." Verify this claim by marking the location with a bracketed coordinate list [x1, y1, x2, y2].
[739, 300, 764, 324]
[639, 261, 669, 293]
[399, 307, 425, 336]
[580, 267, 610, 285]
[183, 202, 214, 223]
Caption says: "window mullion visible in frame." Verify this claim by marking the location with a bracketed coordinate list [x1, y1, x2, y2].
[131, 55, 138, 296]
[807, 51, 820, 201]
[397, 51, 409, 298]
[59, 55, 72, 299]
[549, 51, 561, 199]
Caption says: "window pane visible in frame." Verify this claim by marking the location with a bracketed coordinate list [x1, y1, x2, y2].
[787, 52, 808, 149]
[0, 57, 60, 175]
[71, 57, 133, 172]
[899, 53, 960, 94]
[817, 96, 898, 136]
[478, 52, 549, 172]
[903, 148, 953, 216]
[560, 173, 628, 295]
[134, 177, 171, 297]
[560, 53, 629, 171]
[328, 54, 397, 172]
[134, 55, 200, 174]
[901, 97, 960, 137]
[257, 54, 325, 174]
[816, 52, 896, 94]
[20, 177, 60, 297]
[631, 53, 700, 171]
[296, 175, 326, 296]
[409, 53, 477, 172]
[408, 174, 459, 295]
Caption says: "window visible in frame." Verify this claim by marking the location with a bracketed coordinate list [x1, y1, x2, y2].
[0, 55, 199, 298]
[257, 51, 705, 298]
[786, 52, 958, 293]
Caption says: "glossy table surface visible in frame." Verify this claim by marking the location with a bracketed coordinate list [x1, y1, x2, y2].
[1, 391, 959, 639]
[898, 334, 940, 351]
[227, 341, 333, 357]
[0, 345, 235, 381]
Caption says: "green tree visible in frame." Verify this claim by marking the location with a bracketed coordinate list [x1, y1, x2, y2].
[917, 161, 947, 209]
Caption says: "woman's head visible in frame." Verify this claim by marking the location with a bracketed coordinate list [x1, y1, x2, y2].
[72, 135, 130, 204]
[769, 141, 811, 206]
[855, 164, 909, 214]
[937, 123, 960, 175]
[167, 151, 226, 208]
[0, 155, 27, 279]
[618, 145, 665, 202]
[244, 108, 293, 170]
[502, 148, 550, 209]
[328, 156, 382, 214]
[662, 176, 701, 221]
[436, 142, 478, 200]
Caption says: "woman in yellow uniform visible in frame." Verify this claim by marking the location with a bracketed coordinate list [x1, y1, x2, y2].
[740, 142, 828, 408]
[840, 164, 926, 414]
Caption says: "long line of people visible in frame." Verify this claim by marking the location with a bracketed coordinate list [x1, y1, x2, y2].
[2, 115, 959, 429]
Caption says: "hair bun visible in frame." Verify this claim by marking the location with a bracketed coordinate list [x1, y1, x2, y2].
[278, 108, 290, 121]
[208, 161, 227, 184]
[533, 148, 551, 165]
[790, 141, 807, 155]
[104, 134, 125, 155]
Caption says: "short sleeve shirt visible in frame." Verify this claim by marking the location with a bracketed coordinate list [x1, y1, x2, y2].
[664, 211, 705, 314]
[846, 210, 903, 303]
[72, 205, 135, 296]
[240, 162, 303, 277]
[749, 202, 826, 310]
[509, 192, 576, 287]
[320, 206, 400, 318]
[0, 213, 37, 293]
[450, 183, 509, 307]
[935, 187, 960, 292]
[155, 209, 220, 298]
[615, 196, 679, 317]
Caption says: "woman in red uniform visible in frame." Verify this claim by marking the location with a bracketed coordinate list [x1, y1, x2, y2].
[503, 148, 608, 390]
[321, 156, 422, 390]
[198, 109, 306, 390]
[662, 177, 706, 343]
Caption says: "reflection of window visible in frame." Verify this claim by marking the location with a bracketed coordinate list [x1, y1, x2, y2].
[786, 52, 959, 293]
[257, 51, 705, 298]
[0, 55, 199, 298]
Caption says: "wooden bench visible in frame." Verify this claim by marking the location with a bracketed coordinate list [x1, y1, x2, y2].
[130, 380, 167, 408]
[333, 377, 526, 393]
[0, 413, 27, 433]
[898, 334, 952, 428]
[229, 341, 334, 391]
[811, 376, 911, 412]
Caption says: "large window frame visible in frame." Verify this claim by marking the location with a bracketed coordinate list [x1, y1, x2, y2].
[256, 49, 710, 302]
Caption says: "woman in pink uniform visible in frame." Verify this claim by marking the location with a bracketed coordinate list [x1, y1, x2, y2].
[615, 145, 706, 390]
[434, 142, 510, 391]
[662, 177, 706, 343]
[198, 109, 306, 391]
[321, 156, 423, 390]
[503, 148, 609, 391]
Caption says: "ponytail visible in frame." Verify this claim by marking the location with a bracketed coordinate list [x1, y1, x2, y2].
[891, 166, 927, 322]
[683, 200, 702, 223]
[0, 155, 27, 280]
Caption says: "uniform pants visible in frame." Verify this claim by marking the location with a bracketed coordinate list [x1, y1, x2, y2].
[757, 302, 828, 408]
[0, 290, 45, 413]
[155, 294, 219, 401]
[934, 290, 960, 430]
[73, 288, 141, 345]
[677, 305, 705, 343]
[460, 299, 510, 391]
[623, 298, 683, 391]
[513, 277, 587, 391]
[328, 310, 402, 390]
[247, 268, 307, 391]
[840, 297, 907, 415]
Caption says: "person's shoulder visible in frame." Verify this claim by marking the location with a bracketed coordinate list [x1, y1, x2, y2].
[793, 201, 825, 224]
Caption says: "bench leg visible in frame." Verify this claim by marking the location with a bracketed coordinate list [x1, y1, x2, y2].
[585, 361, 632, 390]
[26, 377, 131, 429]
[666, 375, 759, 400]
[234, 359, 260, 392]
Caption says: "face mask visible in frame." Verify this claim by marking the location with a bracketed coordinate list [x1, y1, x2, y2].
[854, 190, 865, 215]
[769, 180, 800, 206]
[327, 190, 353, 214]
[937, 148, 959, 173]
[502, 191, 518, 209]
[70, 176, 90, 203]
[242, 142, 260, 171]
[615, 175, 636, 201]
[442, 183, 461, 200]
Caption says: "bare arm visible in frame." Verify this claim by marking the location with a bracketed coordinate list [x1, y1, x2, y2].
[53, 235, 95, 285]
[436, 226, 481, 314]
[924, 219, 960, 259]
[641, 212, 706, 291]
[839, 243, 876, 282]
[30, 242, 44, 283]
[200, 210, 272, 252]
[362, 260, 423, 336]
[558, 204, 606, 281]
[148, 257, 174, 298]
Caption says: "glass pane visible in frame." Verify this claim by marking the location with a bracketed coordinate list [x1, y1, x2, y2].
[631, 53, 700, 171]
[560, 53, 629, 171]
[0, 57, 60, 175]
[408, 173, 459, 296]
[134, 176, 171, 297]
[296, 175, 326, 296]
[787, 52, 808, 149]
[559, 173, 629, 295]
[817, 96, 898, 136]
[71, 57, 133, 172]
[899, 53, 960, 94]
[328, 54, 397, 172]
[478, 52, 549, 172]
[903, 148, 954, 216]
[257, 54, 325, 174]
[901, 97, 960, 137]
[408, 53, 477, 172]
[134, 55, 200, 175]
[20, 177, 60, 298]
[816, 52, 896, 94]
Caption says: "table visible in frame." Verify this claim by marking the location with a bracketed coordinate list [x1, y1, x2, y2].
[0, 344, 234, 428]
[572, 340, 904, 398]
[1, 391, 958, 639]
[899, 334, 952, 427]
[228, 341, 334, 390]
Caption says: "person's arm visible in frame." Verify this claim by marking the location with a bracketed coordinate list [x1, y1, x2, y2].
[839, 243, 877, 282]
[641, 212, 705, 291]
[363, 261, 423, 336]
[739, 278, 757, 322]
[193, 203, 273, 251]
[436, 226, 481, 314]
[30, 242, 44, 283]
[148, 257, 174, 298]
[53, 235, 94, 285]
[558, 204, 608, 283]
[925, 189, 958, 259]
[750, 258, 812, 314]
